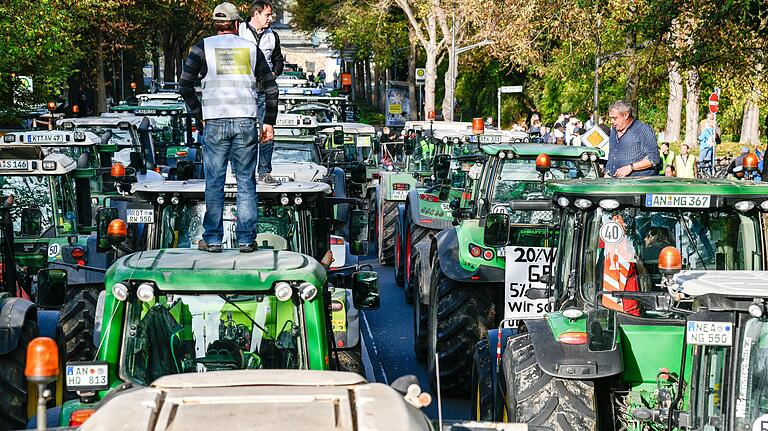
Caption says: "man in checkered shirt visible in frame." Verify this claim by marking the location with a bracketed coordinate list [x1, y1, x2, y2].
[604, 100, 661, 178]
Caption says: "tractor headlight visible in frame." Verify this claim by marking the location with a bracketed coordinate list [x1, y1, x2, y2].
[599, 199, 620, 210]
[156, 196, 165, 205]
[280, 195, 290, 205]
[299, 282, 317, 301]
[294, 196, 303, 205]
[275, 282, 293, 302]
[498, 151, 506, 159]
[136, 283, 155, 303]
[749, 301, 764, 318]
[760, 200, 768, 211]
[589, 153, 598, 162]
[735, 200, 755, 212]
[580, 153, 589, 162]
[42, 161, 57, 171]
[112, 282, 129, 301]
[170, 196, 179, 205]
[557, 197, 570, 208]
[574, 198, 593, 210]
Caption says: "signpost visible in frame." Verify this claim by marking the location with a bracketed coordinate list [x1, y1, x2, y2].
[497, 85, 523, 129]
[709, 89, 720, 175]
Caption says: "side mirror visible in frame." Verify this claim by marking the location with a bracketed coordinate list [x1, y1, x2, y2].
[129, 151, 146, 175]
[352, 271, 380, 309]
[348, 209, 369, 255]
[96, 207, 119, 253]
[36, 268, 67, 308]
[350, 162, 366, 184]
[404, 129, 416, 156]
[433, 154, 451, 181]
[483, 213, 510, 247]
[587, 308, 616, 351]
[20, 207, 43, 236]
[343, 143, 357, 162]
[372, 136, 380, 155]
[333, 129, 345, 147]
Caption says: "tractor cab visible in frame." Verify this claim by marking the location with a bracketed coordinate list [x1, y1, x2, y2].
[137, 92, 184, 107]
[281, 95, 353, 122]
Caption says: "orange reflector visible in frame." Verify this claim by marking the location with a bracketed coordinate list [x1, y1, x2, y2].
[70, 247, 86, 259]
[130, 82, 137, 90]
[330, 237, 344, 245]
[421, 219, 432, 223]
[557, 332, 588, 345]
[471, 275, 480, 280]
[336, 340, 344, 348]
[462, 192, 471, 200]
[47, 101, 56, 111]
[658, 246, 682, 274]
[107, 219, 128, 242]
[69, 409, 96, 426]
[111, 163, 126, 178]
[743, 153, 759, 172]
[427, 110, 436, 121]
[25, 337, 59, 380]
[72, 104, 79, 114]
[535, 153, 551, 172]
[176, 150, 188, 158]
[472, 118, 484, 135]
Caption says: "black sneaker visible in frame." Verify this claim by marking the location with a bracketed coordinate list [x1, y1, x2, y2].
[258, 173, 279, 184]
[198, 239, 222, 253]
[239, 243, 256, 253]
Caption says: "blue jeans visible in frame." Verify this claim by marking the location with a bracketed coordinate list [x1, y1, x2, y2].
[256, 92, 272, 175]
[202, 118, 259, 246]
[699, 146, 713, 174]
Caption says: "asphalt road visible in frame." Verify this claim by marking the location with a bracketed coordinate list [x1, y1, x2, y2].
[358, 257, 469, 421]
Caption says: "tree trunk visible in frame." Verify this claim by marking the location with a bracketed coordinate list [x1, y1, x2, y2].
[684, 69, 700, 148]
[364, 57, 372, 106]
[664, 62, 683, 143]
[408, 30, 418, 119]
[740, 98, 760, 145]
[95, 27, 107, 114]
[163, 46, 176, 82]
[424, 43, 438, 118]
[441, 41, 455, 121]
[624, 31, 639, 117]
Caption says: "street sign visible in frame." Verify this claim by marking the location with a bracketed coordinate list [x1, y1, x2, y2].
[499, 85, 523, 94]
[709, 92, 719, 114]
[415, 68, 426, 85]
[581, 126, 609, 157]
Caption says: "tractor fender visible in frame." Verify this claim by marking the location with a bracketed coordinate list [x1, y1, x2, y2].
[330, 167, 347, 198]
[483, 328, 519, 396]
[406, 191, 453, 231]
[432, 228, 504, 283]
[37, 309, 60, 339]
[524, 319, 623, 379]
[0, 297, 36, 355]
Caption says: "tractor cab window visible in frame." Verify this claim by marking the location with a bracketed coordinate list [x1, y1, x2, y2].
[582, 208, 761, 315]
[121, 293, 307, 386]
[159, 202, 299, 251]
[733, 317, 768, 429]
[0, 175, 77, 236]
[491, 158, 597, 203]
[81, 127, 135, 148]
[272, 146, 319, 164]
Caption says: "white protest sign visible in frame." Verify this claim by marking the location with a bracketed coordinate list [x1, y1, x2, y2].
[503, 246, 556, 322]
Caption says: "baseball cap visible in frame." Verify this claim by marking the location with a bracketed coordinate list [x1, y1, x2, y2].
[213, 2, 241, 21]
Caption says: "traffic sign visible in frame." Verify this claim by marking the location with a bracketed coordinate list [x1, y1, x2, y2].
[415, 68, 426, 85]
[499, 85, 523, 94]
[709, 92, 719, 114]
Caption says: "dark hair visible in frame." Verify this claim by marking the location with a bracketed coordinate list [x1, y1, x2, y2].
[646, 226, 673, 245]
[252, 0, 273, 14]
[214, 20, 237, 32]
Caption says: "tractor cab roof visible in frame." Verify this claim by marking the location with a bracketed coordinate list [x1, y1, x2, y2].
[480, 143, 602, 158]
[547, 177, 768, 207]
[1, 130, 98, 147]
[403, 120, 472, 133]
[59, 115, 154, 129]
[275, 113, 318, 129]
[319, 123, 376, 135]
[137, 93, 184, 106]
[107, 248, 326, 292]
[281, 95, 347, 105]
[132, 179, 331, 200]
[674, 270, 768, 311]
[110, 104, 186, 116]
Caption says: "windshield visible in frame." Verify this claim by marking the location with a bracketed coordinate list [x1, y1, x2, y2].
[272, 146, 318, 163]
[121, 293, 307, 385]
[274, 128, 315, 137]
[492, 159, 597, 203]
[0, 175, 77, 235]
[582, 208, 762, 313]
[80, 127, 135, 148]
[734, 317, 768, 429]
[159, 202, 299, 250]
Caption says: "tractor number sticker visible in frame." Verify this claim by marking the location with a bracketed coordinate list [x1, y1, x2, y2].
[736, 336, 753, 418]
[503, 246, 556, 323]
[48, 243, 60, 258]
[752, 413, 768, 431]
[215, 48, 251, 75]
[599, 221, 624, 244]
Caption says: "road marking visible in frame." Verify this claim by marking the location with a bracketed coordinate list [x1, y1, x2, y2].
[361, 311, 388, 384]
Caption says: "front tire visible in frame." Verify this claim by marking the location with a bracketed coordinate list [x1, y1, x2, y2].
[427, 257, 494, 395]
[378, 200, 398, 265]
[471, 339, 494, 421]
[0, 317, 38, 429]
[502, 333, 597, 430]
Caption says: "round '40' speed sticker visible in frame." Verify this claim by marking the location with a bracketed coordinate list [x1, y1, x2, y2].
[600, 221, 624, 244]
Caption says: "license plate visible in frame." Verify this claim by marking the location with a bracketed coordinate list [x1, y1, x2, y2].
[0, 160, 30, 170]
[497, 247, 506, 257]
[65, 362, 109, 391]
[646, 194, 711, 208]
[127, 208, 154, 224]
[392, 190, 408, 200]
[478, 135, 502, 144]
[27, 133, 65, 143]
[687, 321, 733, 346]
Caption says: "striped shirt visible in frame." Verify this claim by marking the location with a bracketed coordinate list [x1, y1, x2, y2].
[605, 119, 661, 177]
[179, 37, 279, 125]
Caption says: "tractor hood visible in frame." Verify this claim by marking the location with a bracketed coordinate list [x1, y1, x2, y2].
[675, 270, 768, 304]
[271, 161, 327, 182]
[79, 370, 433, 431]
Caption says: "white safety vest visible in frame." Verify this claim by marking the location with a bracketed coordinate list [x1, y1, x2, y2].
[201, 34, 259, 120]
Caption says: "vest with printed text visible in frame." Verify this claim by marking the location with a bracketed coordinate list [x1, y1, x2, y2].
[201, 34, 259, 120]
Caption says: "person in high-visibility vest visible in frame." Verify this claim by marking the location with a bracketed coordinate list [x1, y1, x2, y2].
[179, 2, 278, 253]
[658, 142, 675, 174]
[418, 137, 435, 170]
[674, 144, 697, 178]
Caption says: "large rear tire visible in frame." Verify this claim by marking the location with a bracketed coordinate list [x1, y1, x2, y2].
[427, 258, 494, 395]
[394, 218, 405, 286]
[58, 287, 100, 363]
[378, 200, 399, 265]
[471, 339, 494, 421]
[0, 318, 38, 430]
[502, 333, 597, 430]
[411, 243, 430, 361]
[404, 221, 433, 301]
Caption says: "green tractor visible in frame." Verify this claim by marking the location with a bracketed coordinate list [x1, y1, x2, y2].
[471, 177, 768, 430]
[420, 142, 602, 392]
[55, 181, 379, 427]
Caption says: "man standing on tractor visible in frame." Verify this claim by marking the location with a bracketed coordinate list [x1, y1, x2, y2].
[179, 2, 278, 253]
[604, 99, 661, 178]
[239, 0, 284, 184]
